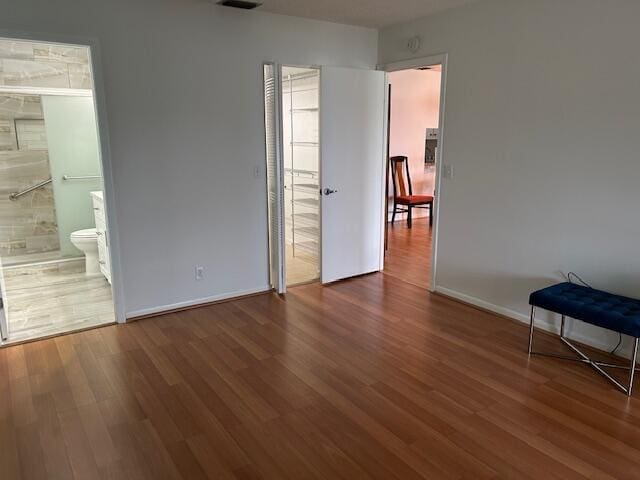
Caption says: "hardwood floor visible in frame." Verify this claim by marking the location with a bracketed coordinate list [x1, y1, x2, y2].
[2, 235, 640, 478]
[384, 220, 432, 289]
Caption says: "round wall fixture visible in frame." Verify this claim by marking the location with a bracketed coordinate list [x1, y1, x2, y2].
[407, 36, 421, 54]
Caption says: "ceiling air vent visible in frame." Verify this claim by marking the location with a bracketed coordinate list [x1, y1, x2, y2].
[217, 0, 262, 9]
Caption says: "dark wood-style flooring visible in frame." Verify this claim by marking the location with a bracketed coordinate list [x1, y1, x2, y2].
[384, 220, 432, 289]
[1, 224, 640, 479]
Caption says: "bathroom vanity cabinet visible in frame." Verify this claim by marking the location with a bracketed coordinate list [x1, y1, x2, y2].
[91, 191, 111, 284]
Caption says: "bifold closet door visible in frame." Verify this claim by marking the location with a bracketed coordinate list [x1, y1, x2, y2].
[263, 63, 286, 293]
[320, 66, 386, 284]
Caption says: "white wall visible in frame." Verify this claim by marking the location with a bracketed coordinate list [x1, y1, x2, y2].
[380, 0, 640, 354]
[0, 0, 377, 316]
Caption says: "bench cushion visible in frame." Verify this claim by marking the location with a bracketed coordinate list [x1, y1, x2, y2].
[396, 195, 434, 205]
[529, 282, 640, 338]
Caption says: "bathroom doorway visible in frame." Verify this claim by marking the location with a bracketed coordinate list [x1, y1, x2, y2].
[0, 37, 116, 344]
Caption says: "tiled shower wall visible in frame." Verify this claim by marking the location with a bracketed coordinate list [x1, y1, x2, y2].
[0, 39, 92, 89]
[0, 95, 58, 257]
[0, 39, 92, 258]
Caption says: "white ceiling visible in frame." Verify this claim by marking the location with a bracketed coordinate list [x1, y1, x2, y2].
[254, 0, 478, 29]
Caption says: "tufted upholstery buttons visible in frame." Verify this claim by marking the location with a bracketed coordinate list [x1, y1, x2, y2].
[529, 282, 640, 337]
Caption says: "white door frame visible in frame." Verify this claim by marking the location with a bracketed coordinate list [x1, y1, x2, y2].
[0, 29, 126, 326]
[378, 53, 449, 293]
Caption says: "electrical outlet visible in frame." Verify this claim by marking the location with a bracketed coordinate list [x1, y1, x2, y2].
[195, 266, 204, 281]
[442, 164, 454, 179]
[254, 164, 262, 178]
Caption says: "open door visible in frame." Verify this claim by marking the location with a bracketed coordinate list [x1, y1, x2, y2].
[263, 63, 286, 293]
[0, 281, 7, 341]
[320, 66, 386, 283]
[0, 256, 8, 341]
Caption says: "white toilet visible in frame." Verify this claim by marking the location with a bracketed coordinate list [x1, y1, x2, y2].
[70, 228, 100, 275]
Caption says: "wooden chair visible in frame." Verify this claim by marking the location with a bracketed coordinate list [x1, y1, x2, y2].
[390, 156, 434, 228]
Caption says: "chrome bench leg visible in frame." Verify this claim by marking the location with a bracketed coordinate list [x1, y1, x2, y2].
[629, 338, 639, 396]
[528, 308, 639, 396]
[528, 306, 535, 355]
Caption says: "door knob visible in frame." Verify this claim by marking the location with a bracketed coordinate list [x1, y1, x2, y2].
[323, 188, 338, 195]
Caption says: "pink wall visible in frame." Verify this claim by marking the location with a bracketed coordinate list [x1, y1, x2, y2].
[388, 68, 441, 219]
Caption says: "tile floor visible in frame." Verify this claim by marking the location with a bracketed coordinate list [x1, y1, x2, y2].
[2, 257, 114, 343]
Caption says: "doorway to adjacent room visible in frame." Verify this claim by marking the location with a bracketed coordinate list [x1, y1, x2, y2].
[0, 36, 117, 344]
[383, 60, 445, 290]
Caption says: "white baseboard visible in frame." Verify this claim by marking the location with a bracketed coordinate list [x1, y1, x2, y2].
[125, 285, 272, 319]
[434, 285, 631, 357]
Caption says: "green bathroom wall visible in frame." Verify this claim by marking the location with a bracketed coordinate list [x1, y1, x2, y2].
[41, 95, 103, 257]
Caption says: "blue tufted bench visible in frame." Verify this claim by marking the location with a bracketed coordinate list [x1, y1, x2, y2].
[528, 282, 640, 395]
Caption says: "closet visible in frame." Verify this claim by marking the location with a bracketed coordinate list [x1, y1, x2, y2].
[281, 66, 320, 285]
[264, 64, 385, 291]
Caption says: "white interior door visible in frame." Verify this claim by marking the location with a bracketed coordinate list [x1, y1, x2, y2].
[320, 66, 386, 283]
[263, 63, 286, 293]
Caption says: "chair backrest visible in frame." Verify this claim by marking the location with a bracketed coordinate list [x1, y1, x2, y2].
[389, 156, 413, 199]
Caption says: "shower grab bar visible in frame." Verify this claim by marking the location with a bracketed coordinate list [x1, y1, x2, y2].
[9, 177, 52, 201]
[62, 174, 101, 181]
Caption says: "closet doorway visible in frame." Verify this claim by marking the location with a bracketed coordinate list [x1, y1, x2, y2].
[282, 66, 320, 286]
[263, 63, 386, 294]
